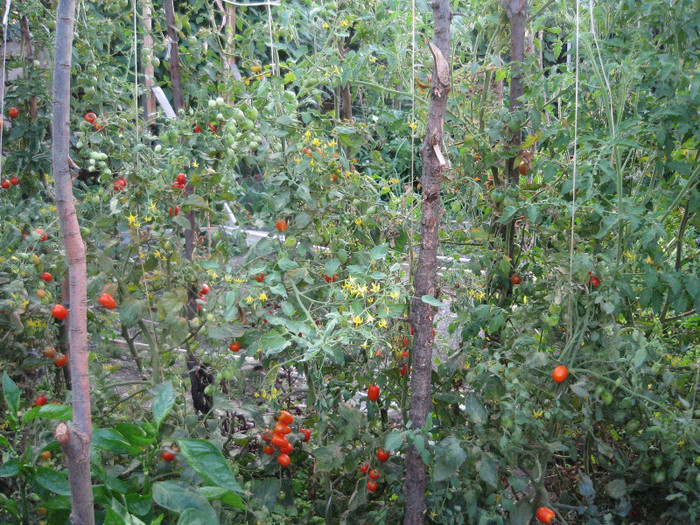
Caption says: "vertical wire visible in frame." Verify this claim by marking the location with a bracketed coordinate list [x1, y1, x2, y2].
[567, 0, 581, 341]
[0, 0, 13, 181]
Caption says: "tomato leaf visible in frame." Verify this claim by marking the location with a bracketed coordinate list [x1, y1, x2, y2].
[420, 295, 443, 307]
[152, 481, 217, 518]
[152, 382, 175, 430]
[605, 478, 627, 499]
[464, 393, 487, 425]
[260, 330, 291, 356]
[384, 432, 404, 452]
[197, 487, 246, 510]
[433, 436, 466, 482]
[34, 467, 71, 495]
[369, 244, 388, 260]
[177, 439, 244, 494]
[177, 508, 218, 525]
[478, 457, 499, 488]
[2, 372, 19, 417]
[277, 257, 298, 271]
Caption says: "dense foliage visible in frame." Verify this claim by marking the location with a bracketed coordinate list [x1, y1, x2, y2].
[0, 0, 698, 524]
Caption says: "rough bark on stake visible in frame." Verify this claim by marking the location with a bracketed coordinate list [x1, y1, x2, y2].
[403, 1, 452, 523]
[52, 0, 94, 523]
[502, 0, 527, 267]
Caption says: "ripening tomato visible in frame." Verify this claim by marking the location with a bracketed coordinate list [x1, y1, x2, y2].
[193, 124, 202, 133]
[519, 162, 527, 176]
[1, 180, 9, 189]
[200, 283, 210, 295]
[589, 275, 600, 287]
[10, 176, 19, 186]
[263, 445, 274, 455]
[400, 364, 408, 376]
[44, 347, 56, 359]
[275, 219, 288, 232]
[229, 341, 241, 352]
[39, 450, 51, 460]
[359, 462, 369, 473]
[171, 181, 185, 191]
[35, 228, 48, 241]
[51, 304, 68, 320]
[113, 178, 127, 191]
[367, 480, 378, 492]
[254, 273, 265, 283]
[41, 272, 53, 282]
[98, 293, 116, 309]
[176, 172, 187, 184]
[34, 394, 48, 406]
[278, 442, 293, 454]
[261, 430, 273, 443]
[324, 274, 332, 283]
[367, 385, 380, 402]
[168, 206, 180, 217]
[93, 122, 104, 131]
[270, 434, 289, 449]
[376, 449, 389, 462]
[8, 107, 19, 118]
[161, 451, 176, 462]
[368, 469, 380, 480]
[84, 112, 97, 123]
[510, 274, 521, 285]
[277, 410, 294, 425]
[54, 354, 68, 367]
[535, 507, 556, 524]
[277, 453, 291, 467]
[300, 428, 311, 442]
[552, 365, 569, 383]
[274, 422, 292, 435]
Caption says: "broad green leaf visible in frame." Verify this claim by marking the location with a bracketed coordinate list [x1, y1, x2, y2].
[260, 330, 291, 356]
[92, 428, 140, 455]
[119, 298, 147, 328]
[177, 439, 243, 494]
[434, 437, 467, 482]
[478, 457, 498, 488]
[250, 478, 280, 510]
[105, 498, 147, 525]
[369, 244, 388, 260]
[277, 257, 298, 271]
[152, 382, 175, 430]
[605, 478, 627, 499]
[2, 372, 19, 417]
[0, 460, 20, 477]
[464, 393, 487, 425]
[324, 258, 341, 276]
[34, 467, 71, 495]
[207, 324, 245, 340]
[508, 499, 532, 525]
[22, 403, 72, 423]
[197, 487, 246, 510]
[420, 295, 443, 307]
[152, 481, 217, 518]
[384, 432, 404, 452]
[177, 508, 219, 525]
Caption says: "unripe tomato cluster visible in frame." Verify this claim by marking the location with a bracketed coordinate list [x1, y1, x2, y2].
[260, 410, 311, 468]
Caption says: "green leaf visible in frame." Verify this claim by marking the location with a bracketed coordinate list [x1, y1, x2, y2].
[22, 403, 72, 423]
[206, 323, 245, 340]
[384, 432, 404, 452]
[260, 330, 291, 356]
[605, 478, 627, 499]
[177, 439, 243, 494]
[152, 382, 175, 430]
[152, 481, 217, 518]
[324, 258, 341, 276]
[0, 460, 20, 478]
[2, 371, 19, 417]
[120, 298, 147, 327]
[250, 478, 280, 509]
[369, 244, 388, 260]
[478, 457, 498, 488]
[92, 428, 140, 455]
[177, 508, 219, 525]
[434, 437, 467, 482]
[508, 499, 532, 525]
[34, 467, 71, 495]
[197, 487, 246, 510]
[420, 295, 443, 307]
[464, 393, 487, 425]
[277, 257, 298, 271]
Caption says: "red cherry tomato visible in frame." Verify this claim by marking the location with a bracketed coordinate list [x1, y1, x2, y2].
[300, 428, 311, 442]
[84, 112, 97, 123]
[275, 219, 288, 232]
[552, 365, 569, 383]
[8, 107, 19, 118]
[367, 385, 380, 402]
[98, 293, 117, 309]
[277, 453, 291, 467]
[589, 275, 600, 287]
[368, 469, 380, 480]
[510, 274, 521, 285]
[161, 451, 176, 462]
[536, 507, 556, 524]
[10, 176, 19, 186]
[41, 272, 53, 282]
[254, 273, 265, 282]
[176, 173, 187, 184]
[229, 341, 241, 352]
[51, 304, 68, 320]
[263, 445, 274, 455]
[270, 434, 289, 449]
[376, 449, 389, 462]
[54, 354, 68, 367]
[277, 409, 294, 425]
[367, 480, 378, 492]
[34, 394, 48, 406]
[359, 462, 369, 473]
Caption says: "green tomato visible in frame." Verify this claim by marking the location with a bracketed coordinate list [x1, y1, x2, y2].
[284, 236, 296, 248]
[601, 391, 613, 405]
[652, 470, 666, 483]
[654, 456, 663, 468]
[245, 106, 259, 121]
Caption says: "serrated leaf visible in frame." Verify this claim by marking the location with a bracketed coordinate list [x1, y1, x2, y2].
[464, 393, 487, 425]
[420, 295, 443, 307]
[478, 457, 498, 488]
[120, 298, 147, 327]
[384, 432, 404, 451]
[152, 382, 175, 430]
[260, 330, 291, 356]
[605, 478, 627, 499]
[177, 439, 243, 494]
[277, 257, 298, 271]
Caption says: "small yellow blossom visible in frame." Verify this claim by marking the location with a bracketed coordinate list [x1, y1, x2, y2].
[251, 65, 262, 73]
[370, 282, 381, 293]
[126, 213, 140, 228]
[360, 341, 369, 349]
[365, 313, 375, 323]
[340, 19, 349, 27]
[245, 295, 254, 304]
[355, 218, 363, 226]
[192, 161, 199, 168]
[304, 131, 312, 139]
[532, 409, 544, 418]
[408, 121, 417, 131]
[148, 201, 158, 213]
[258, 292, 267, 302]
[377, 319, 388, 329]
[295, 157, 301, 164]
[233, 278, 244, 283]
[311, 138, 322, 147]
[353, 315, 363, 327]
[206, 269, 219, 279]
[390, 290, 400, 300]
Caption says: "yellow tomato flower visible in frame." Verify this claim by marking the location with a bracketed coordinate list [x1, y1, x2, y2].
[353, 315, 363, 327]
[258, 292, 267, 302]
[245, 295, 254, 304]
